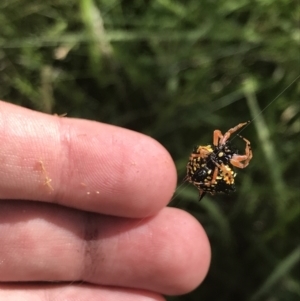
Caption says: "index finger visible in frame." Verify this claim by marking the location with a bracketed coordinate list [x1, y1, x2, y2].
[0, 101, 177, 218]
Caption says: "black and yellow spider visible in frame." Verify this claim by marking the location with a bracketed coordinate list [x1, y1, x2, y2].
[185, 122, 253, 200]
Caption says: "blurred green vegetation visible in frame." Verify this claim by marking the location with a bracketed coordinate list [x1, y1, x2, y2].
[0, 0, 299, 300]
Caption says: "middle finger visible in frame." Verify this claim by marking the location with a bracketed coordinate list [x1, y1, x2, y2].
[0, 201, 210, 295]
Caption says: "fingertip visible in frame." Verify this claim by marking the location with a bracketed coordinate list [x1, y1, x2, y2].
[173, 209, 211, 294]
[153, 208, 211, 295]
[124, 134, 177, 217]
[64, 122, 178, 218]
[61, 120, 179, 217]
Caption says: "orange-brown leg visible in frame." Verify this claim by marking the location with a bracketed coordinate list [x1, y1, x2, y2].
[220, 121, 249, 144]
[190, 150, 211, 162]
[213, 130, 223, 146]
[238, 134, 252, 158]
[211, 166, 219, 184]
[230, 156, 249, 168]
[190, 146, 213, 159]
[230, 134, 252, 168]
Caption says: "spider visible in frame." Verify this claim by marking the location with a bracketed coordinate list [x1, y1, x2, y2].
[185, 122, 253, 201]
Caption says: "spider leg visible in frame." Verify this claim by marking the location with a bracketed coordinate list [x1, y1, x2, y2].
[213, 130, 223, 146]
[230, 134, 253, 168]
[230, 156, 249, 168]
[220, 121, 249, 144]
[186, 163, 195, 175]
[238, 134, 252, 160]
[190, 146, 212, 159]
[183, 175, 189, 182]
[211, 166, 219, 184]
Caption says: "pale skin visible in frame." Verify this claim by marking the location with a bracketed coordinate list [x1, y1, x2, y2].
[0, 101, 211, 301]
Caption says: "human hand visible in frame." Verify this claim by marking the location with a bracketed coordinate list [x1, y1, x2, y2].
[0, 101, 210, 301]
